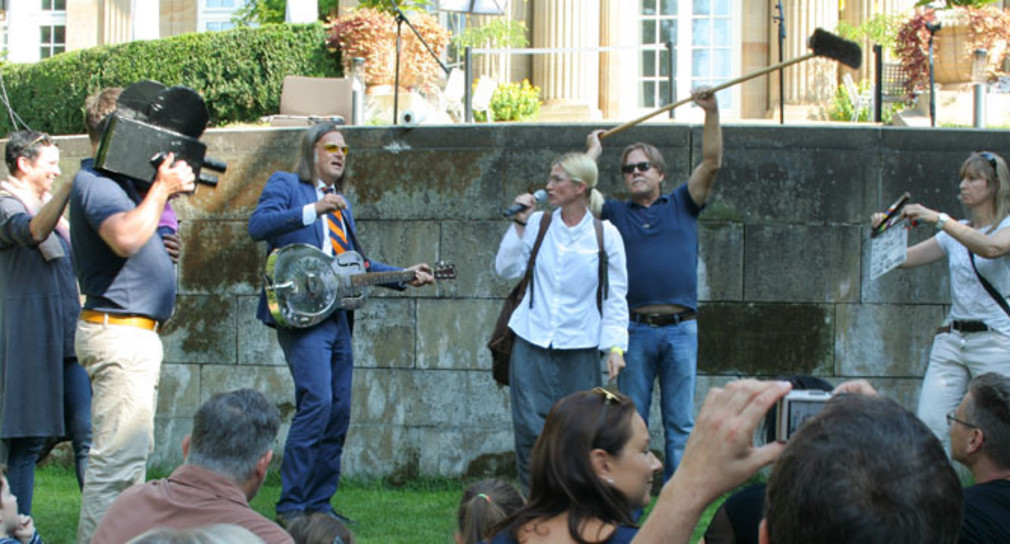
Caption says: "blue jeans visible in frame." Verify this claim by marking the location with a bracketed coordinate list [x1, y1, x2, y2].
[6, 437, 46, 515]
[618, 319, 697, 482]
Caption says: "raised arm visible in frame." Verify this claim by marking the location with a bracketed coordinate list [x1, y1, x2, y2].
[28, 178, 72, 243]
[902, 203, 1010, 259]
[99, 153, 194, 257]
[686, 90, 722, 207]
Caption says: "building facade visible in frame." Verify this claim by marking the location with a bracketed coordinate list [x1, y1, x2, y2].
[0, 1, 1006, 118]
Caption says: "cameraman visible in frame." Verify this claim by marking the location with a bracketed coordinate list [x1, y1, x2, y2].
[70, 138, 194, 544]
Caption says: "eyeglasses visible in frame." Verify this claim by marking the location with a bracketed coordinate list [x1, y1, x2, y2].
[979, 151, 999, 173]
[946, 410, 977, 428]
[320, 143, 349, 155]
[621, 162, 653, 175]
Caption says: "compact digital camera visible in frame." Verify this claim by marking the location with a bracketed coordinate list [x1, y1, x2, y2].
[775, 390, 832, 441]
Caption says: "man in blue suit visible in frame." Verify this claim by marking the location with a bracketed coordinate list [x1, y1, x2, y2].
[249, 123, 433, 527]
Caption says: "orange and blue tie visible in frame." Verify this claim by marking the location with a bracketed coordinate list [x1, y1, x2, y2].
[323, 188, 352, 255]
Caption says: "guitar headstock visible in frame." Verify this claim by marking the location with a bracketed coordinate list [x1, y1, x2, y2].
[433, 261, 457, 280]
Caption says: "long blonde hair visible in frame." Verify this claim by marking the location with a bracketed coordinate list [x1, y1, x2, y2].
[960, 151, 1010, 232]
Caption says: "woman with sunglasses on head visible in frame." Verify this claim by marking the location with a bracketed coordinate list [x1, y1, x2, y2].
[485, 388, 661, 544]
[871, 151, 1010, 453]
[494, 152, 629, 496]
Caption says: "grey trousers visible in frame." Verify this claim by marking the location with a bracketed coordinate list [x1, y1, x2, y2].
[509, 336, 601, 494]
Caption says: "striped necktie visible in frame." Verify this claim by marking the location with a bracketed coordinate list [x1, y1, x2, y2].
[323, 187, 351, 255]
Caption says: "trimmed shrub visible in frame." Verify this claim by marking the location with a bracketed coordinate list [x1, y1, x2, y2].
[0, 23, 340, 136]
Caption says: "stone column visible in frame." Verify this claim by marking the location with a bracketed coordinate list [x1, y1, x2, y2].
[598, 0, 635, 120]
[99, 0, 132, 45]
[67, 0, 99, 52]
[840, 0, 918, 83]
[531, 0, 601, 120]
[774, 0, 837, 105]
[160, 0, 197, 38]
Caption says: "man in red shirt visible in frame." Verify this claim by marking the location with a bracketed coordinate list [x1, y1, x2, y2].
[93, 389, 293, 544]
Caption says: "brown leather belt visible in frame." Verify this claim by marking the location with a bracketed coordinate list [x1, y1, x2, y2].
[630, 311, 697, 327]
[936, 320, 990, 335]
[81, 309, 160, 332]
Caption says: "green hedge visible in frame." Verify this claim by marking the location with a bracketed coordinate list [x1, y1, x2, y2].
[0, 22, 340, 136]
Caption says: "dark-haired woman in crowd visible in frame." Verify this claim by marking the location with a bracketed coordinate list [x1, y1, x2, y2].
[872, 151, 1010, 452]
[485, 388, 661, 544]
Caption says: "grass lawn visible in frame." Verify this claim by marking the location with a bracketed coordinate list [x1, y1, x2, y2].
[31, 465, 721, 543]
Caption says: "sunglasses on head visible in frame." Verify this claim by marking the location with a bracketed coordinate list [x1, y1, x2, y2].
[320, 143, 349, 155]
[979, 151, 999, 173]
[621, 161, 652, 174]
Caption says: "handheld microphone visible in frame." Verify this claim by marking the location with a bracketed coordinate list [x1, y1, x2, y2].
[503, 189, 548, 218]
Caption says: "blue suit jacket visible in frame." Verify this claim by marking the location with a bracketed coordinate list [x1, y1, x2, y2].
[248, 171, 399, 327]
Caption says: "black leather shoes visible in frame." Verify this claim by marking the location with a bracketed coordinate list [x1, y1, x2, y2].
[311, 507, 356, 525]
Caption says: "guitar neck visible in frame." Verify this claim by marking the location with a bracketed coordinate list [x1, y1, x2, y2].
[350, 270, 416, 288]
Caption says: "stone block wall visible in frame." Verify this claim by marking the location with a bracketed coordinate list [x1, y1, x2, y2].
[35, 124, 1001, 476]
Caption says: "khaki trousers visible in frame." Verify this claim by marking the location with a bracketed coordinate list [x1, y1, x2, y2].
[74, 320, 162, 544]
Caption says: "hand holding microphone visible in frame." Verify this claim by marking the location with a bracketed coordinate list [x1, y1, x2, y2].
[503, 189, 548, 219]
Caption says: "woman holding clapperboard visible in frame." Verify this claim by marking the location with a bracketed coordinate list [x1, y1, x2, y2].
[871, 151, 1010, 453]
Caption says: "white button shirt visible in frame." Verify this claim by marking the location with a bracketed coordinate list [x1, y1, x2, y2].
[495, 208, 628, 352]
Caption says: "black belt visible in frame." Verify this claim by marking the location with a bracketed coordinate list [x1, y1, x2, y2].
[630, 311, 697, 327]
[936, 320, 991, 335]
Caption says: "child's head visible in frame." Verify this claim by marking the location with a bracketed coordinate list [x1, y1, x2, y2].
[286, 513, 355, 544]
[456, 479, 524, 544]
[0, 469, 19, 535]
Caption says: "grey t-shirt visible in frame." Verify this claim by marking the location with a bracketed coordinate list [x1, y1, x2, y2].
[70, 161, 176, 322]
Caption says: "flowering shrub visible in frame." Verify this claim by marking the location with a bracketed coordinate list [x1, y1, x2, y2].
[475, 79, 541, 122]
[894, 6, 1010, 93]
[328, 8, 449, 89]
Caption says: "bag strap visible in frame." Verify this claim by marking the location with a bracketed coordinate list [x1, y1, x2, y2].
[969, 249, 1010, 319]
[594, 218, 607, 314]
[524, 212, 554, 308]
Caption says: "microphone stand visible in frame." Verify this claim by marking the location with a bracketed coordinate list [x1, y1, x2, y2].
[926, 20, 941, 128]
[389, 0, 451, 125]
[773, 0, 785, 125]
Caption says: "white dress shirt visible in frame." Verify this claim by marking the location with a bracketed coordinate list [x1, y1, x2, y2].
[495, 208, 628, 351]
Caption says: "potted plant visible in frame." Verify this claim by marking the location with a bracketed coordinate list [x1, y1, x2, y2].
[894, 1, 1010, 91]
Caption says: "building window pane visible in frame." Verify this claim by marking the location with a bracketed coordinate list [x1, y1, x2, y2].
[55, 0, 66, 9]
[659, 48, 670, 77]
[54, 46, 65, 55]
[692, 18, 711, 47]
[659, 80, 670, 104]
[713, 48, 730, 77]
[661, 19, 676, 44]
[642, 0, 656, 15]
[54, 26, 65, 43]
[693, 0, 710, 16]
[642, 20, 656, 44]
[661, 0, 677, 15]
[693, 49, 710, 78]
[713, 18, 730, 46]
[642, 50, 655, 77]
[642, 81, 656, 108]
[41, 26, 51, 43]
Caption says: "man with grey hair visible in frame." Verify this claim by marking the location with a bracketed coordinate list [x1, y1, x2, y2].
[949, 372, 1010, 543]
[248, 123, 434, 527]
[91, 389, 293, 544]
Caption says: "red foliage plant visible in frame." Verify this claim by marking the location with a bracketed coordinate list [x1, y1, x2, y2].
[327, 8, 449, 89]
[895, 6, 1010, 94]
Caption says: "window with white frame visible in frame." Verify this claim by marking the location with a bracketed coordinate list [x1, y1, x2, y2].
[639, 0, 737, 116]
[39, 0, 66, 59]
[199, 0, 241, 32]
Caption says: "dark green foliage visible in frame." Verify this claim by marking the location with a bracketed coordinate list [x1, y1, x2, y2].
[0, 23, 340, 136]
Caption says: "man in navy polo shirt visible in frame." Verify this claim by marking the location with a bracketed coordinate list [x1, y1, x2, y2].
[70, 143, 194, 544]
[587, 90, 721, 481]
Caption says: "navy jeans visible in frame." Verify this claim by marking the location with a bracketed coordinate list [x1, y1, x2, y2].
[7, 358, 92, 515]
[275, 311, 353, 514]
[617, 319, 697, 482]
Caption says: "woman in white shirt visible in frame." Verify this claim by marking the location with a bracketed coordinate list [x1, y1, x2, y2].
[872, 151, 1010, 452]
[495, 152, 629, 494]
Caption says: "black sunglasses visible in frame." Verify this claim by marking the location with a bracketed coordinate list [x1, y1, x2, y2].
[979, 151, 999, 173]
[621, 162, 653, 174]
